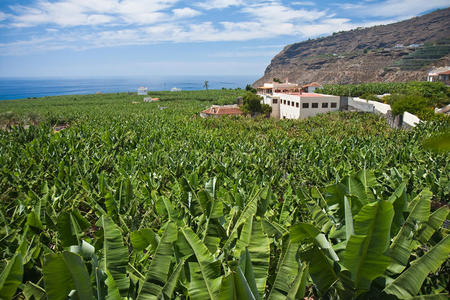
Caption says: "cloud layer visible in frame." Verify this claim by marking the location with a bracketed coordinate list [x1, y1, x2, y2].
[0, 0, 448, 55]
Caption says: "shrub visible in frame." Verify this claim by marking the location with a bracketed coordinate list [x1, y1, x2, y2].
[387, 94, 431, 117]
[245, 84, 257, 94]
[241, 92, 264, 115]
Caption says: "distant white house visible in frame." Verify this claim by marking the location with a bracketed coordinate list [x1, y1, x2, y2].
[171, 87, 182, 92]
[427, 67, 450, 84]
[143, 97, 160, 102]
[302, 82, 322, 93]
[138, 87, 148, 95]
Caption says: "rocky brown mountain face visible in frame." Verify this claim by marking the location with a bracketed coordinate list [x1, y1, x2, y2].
[254, 8, 450, 86]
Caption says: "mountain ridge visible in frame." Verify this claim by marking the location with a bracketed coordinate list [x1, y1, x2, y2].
[254, 8, 450, 86]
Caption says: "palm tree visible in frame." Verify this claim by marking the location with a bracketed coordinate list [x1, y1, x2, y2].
[203, 80, 209, 91]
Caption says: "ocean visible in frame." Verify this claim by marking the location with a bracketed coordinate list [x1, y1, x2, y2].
[0, 75, 258, 100]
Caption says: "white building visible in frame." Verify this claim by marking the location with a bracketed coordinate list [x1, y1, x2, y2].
[257, 82, 340, 120]
[171, 87, 182, 92]
[137, 87, 148, 95]
[302, 82, 322, 93]
[427, 67, 450, 84]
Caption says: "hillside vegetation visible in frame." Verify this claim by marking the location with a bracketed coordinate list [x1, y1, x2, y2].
[0, 91, 449, 299]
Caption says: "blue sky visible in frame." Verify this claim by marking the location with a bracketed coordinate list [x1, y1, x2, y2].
[0, 0, 448, 78]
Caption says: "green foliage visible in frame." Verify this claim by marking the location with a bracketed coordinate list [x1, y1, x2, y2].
[241, 92, 264, 115]
[423, 130, 450, 152]
[0, 253, 23, 299]
[0, 91, 448, 299]
[246, 84, 257, 94]
[386, 94, 431, 116]
[318, 81, 450, 106]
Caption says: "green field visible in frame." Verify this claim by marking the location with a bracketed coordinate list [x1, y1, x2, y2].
[0, 91, 449, 299]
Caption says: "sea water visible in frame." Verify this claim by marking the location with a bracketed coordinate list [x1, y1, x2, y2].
[0, 75, 258, 100]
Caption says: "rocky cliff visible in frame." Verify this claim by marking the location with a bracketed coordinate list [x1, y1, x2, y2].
[254, 8, 450, 86]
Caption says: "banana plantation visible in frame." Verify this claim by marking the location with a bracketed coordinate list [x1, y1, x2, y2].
[0, 91, 449, 299]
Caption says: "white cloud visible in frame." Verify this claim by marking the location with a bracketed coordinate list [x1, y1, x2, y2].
[195, 0, 244, 10]
[242, 2, 327, 24]
[338, 0, 449, 18]
[172, 7, 201, 18]
[8, 0, 182, 27]
[0, 0, 448, 56]
[0, 11, 8, 22]
[291, 1, 316, 6]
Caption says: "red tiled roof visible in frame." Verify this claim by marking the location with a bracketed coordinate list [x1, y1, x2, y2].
[438, 70, 450, 75]
[302, 82, 322, 88]
[201, 106, 243, 115]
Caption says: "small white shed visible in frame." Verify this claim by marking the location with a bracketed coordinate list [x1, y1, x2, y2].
[137, 87, 148, 95]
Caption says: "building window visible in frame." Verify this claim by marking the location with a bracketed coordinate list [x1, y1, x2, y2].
[322, 102, 328, 108]
[283, 100, 286, 105]
[302, 103, 309, 108]
[312, 103, 318, 108]
[288, 101, 290, 106]
[272, 98, 278, 104]
[291, 102, 295, 107]
[331, 102, 337, 108]
[296, 102, 299, 108]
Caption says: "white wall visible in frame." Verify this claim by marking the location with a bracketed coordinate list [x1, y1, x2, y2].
[276, 93, 301, 119]
[403, 111, 421, 127]
[354, 97, 422, 128]
[299, 95, 340, 119]
[274, 93, 340, 119]
[353, 97, 391, 114]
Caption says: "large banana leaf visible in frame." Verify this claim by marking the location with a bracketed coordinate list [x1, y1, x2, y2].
[288, 264, 308, 300]
[105, 269, 122, 300]
[342, 200, 394, 292]
[388, 181, 408, 236]
[290, 223, 338, 262]
[343, 174, 368, 205]
[160, 259, 185, 299]
[388, 189, 432, 274]
[101, 215, 130, 297]
[384, 235, 450, 298]
[130, 228, 159, 251]
[355, 169, 377, 202]
[22, 281, 46, 300]
[417, 206, 449, 243]
[0, 253, 23, 300]
[180, 227, 222, 300]
[225, 190, 261, 248]
[235, 217, 270, 297]
[43, 251, 93, 300]
[239, 248, 259, 299]
[218, 263, 257, 300]
[300, 245, 337, 295]
[57, 210, 90, 247]
[137, 223, 177, 300]
[267, 240, 304, 300]
[343, 196, 354, 240]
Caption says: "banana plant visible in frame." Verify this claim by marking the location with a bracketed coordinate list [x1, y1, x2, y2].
[290, 179, 449, 299]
